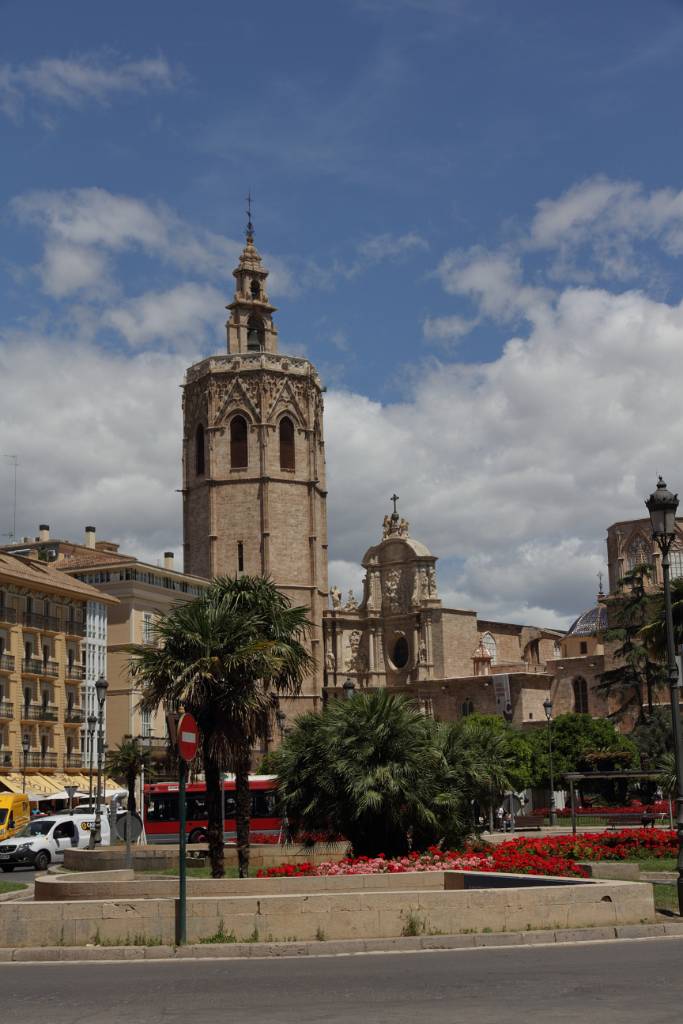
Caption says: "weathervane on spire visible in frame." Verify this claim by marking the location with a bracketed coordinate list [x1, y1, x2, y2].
[245, 190, 254, 243]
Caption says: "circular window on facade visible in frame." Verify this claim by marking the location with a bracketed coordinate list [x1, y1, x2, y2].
[392, 635, 410, 669]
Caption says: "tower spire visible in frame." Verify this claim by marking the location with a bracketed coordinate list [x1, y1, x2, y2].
[226, 203, 278, 355]
[246, 190, 254, 244]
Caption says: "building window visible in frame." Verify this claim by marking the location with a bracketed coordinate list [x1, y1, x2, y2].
[237, 541, 244, 573]
[230, 416, 248, 468]
[579, 641, 588, 655]
[195, 424, 205, 476]
[141, 709, 151, 738]
[553, 641, 561, 658]
[392, 636, 410, 669]
[143, 613, 154, 645]
[573, 676, 589, 714]
[671, 548, 683, 580]
[461, 700, 474, 717]
[279, 417, 295, 471]
[481, 632, 497, 663]
[246, 315, 264, 351]
[627, 535, 651, 570]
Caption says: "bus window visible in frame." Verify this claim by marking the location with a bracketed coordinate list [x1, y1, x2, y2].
[186, 794, 208, 820]
[146, 794, 179, 822]
[252, 791, 276, 817]
[224, 793, 237, 818]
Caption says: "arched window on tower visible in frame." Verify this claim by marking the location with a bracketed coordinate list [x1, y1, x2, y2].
[573, 676, 589, 714]
[481, 632, 497, 663]
[230, 416, 248, 469]
[279, 417, 295, 471]
[195, 424, 205, 476]
[246, 315, 264, 351]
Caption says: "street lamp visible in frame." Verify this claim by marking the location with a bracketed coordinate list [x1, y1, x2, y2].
[646, 476, 683, 914]
[543, 697, 556, 827]
[86, 714, 97, 810]
[89, 676, 108, 848]
[21, 734, 30, 794]
[342, 678, 356, 700]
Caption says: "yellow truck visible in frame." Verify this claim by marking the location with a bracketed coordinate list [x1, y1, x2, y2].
[0, 794, 30, 842]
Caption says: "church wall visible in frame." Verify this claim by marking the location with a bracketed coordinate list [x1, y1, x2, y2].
[476, 620, 524, 667]
[433, 609, 479, 677]
[212, 481, 263, 577]
[183, 483, 211, 580]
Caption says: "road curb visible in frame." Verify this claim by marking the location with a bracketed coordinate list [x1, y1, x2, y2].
[2, 921, 683, 962]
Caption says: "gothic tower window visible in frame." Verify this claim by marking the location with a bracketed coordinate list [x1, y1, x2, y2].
[195, 424, 205, 476]
[573, 676, 589, 714]
[279, 416, 295, 471]
[246, 315, 264, 351]
[250, 279, 261, 299]
[230, 416, 248, 468]
[392, 635, 409, 668]
[481, 632, 497, 663]
[627, 535, 651, 570]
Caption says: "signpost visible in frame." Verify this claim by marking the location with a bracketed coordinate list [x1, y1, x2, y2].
[176, 712, 198, 946]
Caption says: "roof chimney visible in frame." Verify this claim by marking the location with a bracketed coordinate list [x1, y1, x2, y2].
[164, 551, 174, 571]
[38, 524, 50, 542]
[85, 526, 96, 550]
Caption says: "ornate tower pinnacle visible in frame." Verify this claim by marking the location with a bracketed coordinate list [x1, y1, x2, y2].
[226, 200, 278, 355]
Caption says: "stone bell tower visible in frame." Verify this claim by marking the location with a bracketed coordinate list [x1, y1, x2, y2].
[182, 212, 328, 704]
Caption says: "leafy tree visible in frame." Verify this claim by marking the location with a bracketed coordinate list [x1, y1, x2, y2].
[106, 736, 153, 815]
[631, 707, 674, 765]
[639, 576, 683, 658]
[130, 575, 311, 878]
[271, 691, 463, 857]
[596, 565, 666, 722]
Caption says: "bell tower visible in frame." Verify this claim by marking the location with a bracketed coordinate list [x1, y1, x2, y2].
[181, 211, 328, 705]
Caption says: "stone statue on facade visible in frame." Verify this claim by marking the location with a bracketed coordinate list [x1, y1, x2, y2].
[345, 589, 358, 610]
[325, 650, 336, 672]
[382, 514, 392, 540]
[398, 518, 410, 538]
[329, 585, 342, 609]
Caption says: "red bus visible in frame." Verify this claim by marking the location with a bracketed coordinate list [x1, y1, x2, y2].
[143, 775, 281, 844]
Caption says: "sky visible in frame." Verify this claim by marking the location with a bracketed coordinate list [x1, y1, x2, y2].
[2, 0, 683, 629]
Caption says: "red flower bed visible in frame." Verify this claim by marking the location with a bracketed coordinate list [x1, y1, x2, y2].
[256, 828, 676, 879]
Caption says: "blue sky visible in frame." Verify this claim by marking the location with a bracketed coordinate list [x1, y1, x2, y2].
[3, 0, 683, 627]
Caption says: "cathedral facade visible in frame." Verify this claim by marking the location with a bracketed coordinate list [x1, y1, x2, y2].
[182, 222, 329, 710]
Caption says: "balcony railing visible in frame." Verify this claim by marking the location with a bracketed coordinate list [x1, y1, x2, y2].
[64, 707, 85, 724]
[0, 750, 12, 767]
[65, 620, 86, 637]
[0, 654, 14, 672]
[21, 703, 58, 722]
[24, 752, 57, 768]
[22, 657, 44, 675]
[65, 753, 82, 769]
[139, 736, 170, 757]
[0, 607, 17, 625]
[22, 612, 45, 630]
[40, 660, 59, 677]
[0, 701, 13, 719]
[65, 663, 85, 681]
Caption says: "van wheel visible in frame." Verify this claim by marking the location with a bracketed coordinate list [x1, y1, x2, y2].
[34, 852, 50, 872]
[1, 865, 14, 872]
[188, 829, 208, 844]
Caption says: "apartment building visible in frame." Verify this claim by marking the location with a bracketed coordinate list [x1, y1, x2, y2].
[0, 552, 116, 799]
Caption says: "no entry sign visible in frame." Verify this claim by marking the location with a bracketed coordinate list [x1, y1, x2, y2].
[177, 712, 199, 762]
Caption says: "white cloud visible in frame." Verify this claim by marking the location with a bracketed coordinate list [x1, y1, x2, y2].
[104, 283, 225, 350]
[422, 313, 477, 345]
[437, 245, 549, 323]
[41, 241, 110, 299]
[356, 232, 428, 262]
[0, 54, 174, 120]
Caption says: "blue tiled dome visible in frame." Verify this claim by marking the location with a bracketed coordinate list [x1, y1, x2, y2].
[566, 604, 608, 637]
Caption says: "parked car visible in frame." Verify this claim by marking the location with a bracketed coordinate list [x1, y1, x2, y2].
[0, 813, 111, 872]
[0, 794, 30, 842]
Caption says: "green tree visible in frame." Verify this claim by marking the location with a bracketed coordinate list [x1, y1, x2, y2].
[596, 565, 666, 722]
[106, 736, 153, 816]
[271, 691, 463, 857]
[631, 707, 674, 765]
[130, 575, 311, 878]
[639, 576, 683, 657]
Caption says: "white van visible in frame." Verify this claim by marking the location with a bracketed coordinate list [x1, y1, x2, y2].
[0, 813, 111, 872]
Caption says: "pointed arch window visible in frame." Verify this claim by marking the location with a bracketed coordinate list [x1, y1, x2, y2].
[279, 416, 295, 471]
[195, 424, 205, 476]
[481, 632, 497, 663]
[573, 676, 589, 714]
[246, 315, 264, 351]
[230, 416, 248, 469]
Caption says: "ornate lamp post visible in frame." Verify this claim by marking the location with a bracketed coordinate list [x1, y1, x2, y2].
[646, 476, 683, 914]
[543, 697, 556, 827]
[86, 714, 97, 810]
[21, 734, 30, 794]
[88, 677, 108, 848]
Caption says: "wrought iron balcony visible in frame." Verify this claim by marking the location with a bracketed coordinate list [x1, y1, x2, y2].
[22, 612, 45, 630]
[0, 701, 13, 719]
[64, 707, 85, 724]
[0, 750, 12, 767]
[40, 660, 59, 677]
[0, 607, 17, 625]
[65, 663, 85, 680]
[21, 703, 58, 722]
[22, 657, 44, 675]
[65, 753, 82, 768]
[0, 654, 14, 672]
[139, 736, 170, 757]
[65, 620, 86, 637]
[24, 752, 57, 768]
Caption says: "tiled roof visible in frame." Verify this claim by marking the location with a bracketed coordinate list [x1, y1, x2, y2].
[566, 604, 608, 637]
[0, 553, 118, 604]
[57, 551, 136, 571]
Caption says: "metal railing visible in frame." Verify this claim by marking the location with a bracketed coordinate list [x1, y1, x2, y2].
[0, 702, 12, 719]
[21, 704, 58, 722]
[24, 752, 57, 768]
[65, 663, 85, 680]
[40, 660, 59, 677]
[0, 607, 17, 625]
[64, 707, 85, 724]
[65, 753, 82, 768]
[22, 657, 44, 674]
[0, 750, 12, 767]
[0, 654, 14, 671]
[65, 620, 86, 637]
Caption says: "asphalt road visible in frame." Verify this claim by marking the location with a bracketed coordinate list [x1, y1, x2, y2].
[3, 937, 683, 1024]
[0, 865, 37, 886]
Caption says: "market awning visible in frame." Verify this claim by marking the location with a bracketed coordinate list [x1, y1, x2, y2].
[0, 775, 25, 795]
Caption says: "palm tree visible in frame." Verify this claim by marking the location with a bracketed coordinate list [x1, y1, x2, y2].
[106, 736, 152, 816]
[273, 690, 462, 857]
[130, 576, 311, 878]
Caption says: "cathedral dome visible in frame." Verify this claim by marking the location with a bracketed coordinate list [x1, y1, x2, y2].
[566, 604, 607, 637]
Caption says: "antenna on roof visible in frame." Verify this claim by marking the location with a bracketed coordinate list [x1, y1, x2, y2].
[2, 455, 18, 542]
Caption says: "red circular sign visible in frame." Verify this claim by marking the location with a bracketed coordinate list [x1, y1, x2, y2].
[177, 712, 199, 762]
